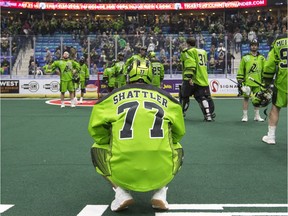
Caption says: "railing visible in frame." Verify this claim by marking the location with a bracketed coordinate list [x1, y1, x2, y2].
[1, 32, 273, 79]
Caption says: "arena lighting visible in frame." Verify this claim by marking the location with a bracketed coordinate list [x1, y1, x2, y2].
[0, 0, 267, 11]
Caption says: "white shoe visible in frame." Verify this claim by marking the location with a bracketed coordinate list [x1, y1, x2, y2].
[74, 97, 78, 105]
[262, 135, 276, 145]
[110, 187, 134, 212]
[79, 97, 83, 104]
[71, 102, 76, 108]
[241, 116, 248, 122]
[151, 187, 169, 210]
[61, 104, 65, 108]
[254, 116, 264, 122]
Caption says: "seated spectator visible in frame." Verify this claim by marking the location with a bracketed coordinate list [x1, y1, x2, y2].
[1, 56, 10, 75]
[29, 61, 37, 75]
[208, 57, 216, 73]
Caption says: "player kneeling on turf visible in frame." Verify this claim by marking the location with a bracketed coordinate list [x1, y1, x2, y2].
[88, 59, 185, 212]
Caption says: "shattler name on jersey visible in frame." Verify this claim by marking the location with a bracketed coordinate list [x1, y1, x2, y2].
[113, 90, 168, 107]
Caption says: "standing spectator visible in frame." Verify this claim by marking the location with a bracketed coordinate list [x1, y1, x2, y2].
[236, 39, 265, 122]
[262, 19, 288, 145]
[51, 51, 80, 108]
[216, 43, 226, 73]
[211, 33, 218, 48]
[248, 27, 257, 42]
[226, 50, 235, 74]
[179, 37, 216, 121]
[147, 36, 158, 52]
[44, 47, 53, 64]
[54, 48, 61, 60]
[148, 51, 164, 88]
[0, 36, 9, 57]
[123, 42, 132, 57]
[98, 50, 107, 68]
[88, 59, 185, 212]
[90, 63, 98, 75]
[234, 30, 243, 54]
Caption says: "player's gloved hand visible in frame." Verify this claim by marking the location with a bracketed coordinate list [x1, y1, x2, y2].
[85, 78, 89, 86]
[241, 86, 251, 96]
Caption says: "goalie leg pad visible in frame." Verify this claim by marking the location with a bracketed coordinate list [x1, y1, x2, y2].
[195, 95, 215, 120]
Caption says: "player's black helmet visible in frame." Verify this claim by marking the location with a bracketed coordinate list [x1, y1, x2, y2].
[251, 88, 272, 107]
[250, 39, 259, 46]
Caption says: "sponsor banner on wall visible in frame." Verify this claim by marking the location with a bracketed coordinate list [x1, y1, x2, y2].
[19, 79, 60, 94]
[209, 78, 239, 96]
[0, 78, 239, 96]
[0, 80, 20, 93]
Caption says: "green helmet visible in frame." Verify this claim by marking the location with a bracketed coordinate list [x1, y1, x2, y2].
[148, 52, 156, 58]
[128, 59, 153, 84]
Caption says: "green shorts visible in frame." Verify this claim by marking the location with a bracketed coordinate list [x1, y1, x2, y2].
[60, 80, 74, 93]
[272, 88, 288, 108]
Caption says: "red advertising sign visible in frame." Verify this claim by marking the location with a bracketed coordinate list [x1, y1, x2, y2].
[0, 0, 267, 11]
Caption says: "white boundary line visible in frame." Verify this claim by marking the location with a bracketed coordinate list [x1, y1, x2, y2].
[169, 204, 288, 209]
[0, 204, 14, 213]
[155, 213, 288, 216]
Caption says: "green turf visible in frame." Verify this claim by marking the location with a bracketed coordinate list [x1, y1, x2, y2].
[1, 98, 287, 216]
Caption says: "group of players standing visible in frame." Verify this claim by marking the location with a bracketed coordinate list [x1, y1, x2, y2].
[51, 23, 287, 146]
[102, 46, 165, 92]
[102, 40, 217, 122]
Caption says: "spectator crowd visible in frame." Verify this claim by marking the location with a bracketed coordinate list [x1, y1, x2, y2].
[1, 9, 287, 75]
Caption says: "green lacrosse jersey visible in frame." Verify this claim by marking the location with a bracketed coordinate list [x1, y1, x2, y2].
[114, 60, 126, 87]
[180, 48, 196, 81]
[51, 59, 80, 81]
[79, 63, 89, 81]
[124, 54, 148, 74]
[150, 59, 164, 88]
[181, 48, 209, 86]
[263, 33, 288, 93]
[88, 84, 185, 192]
[103, 67, 116, 88]
[237, 52, 265, 87]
